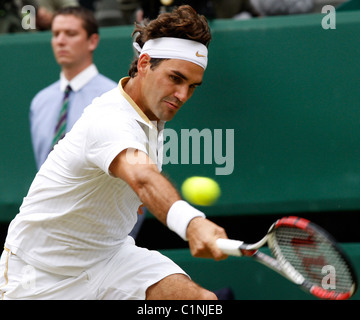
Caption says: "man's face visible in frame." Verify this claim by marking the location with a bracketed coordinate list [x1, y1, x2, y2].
[138, 57, 204, 122]
[51, 15, 98, 69]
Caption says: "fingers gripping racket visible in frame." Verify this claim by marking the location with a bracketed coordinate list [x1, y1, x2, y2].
[216, 216, 357, 300]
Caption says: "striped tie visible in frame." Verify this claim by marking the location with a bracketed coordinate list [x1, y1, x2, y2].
[52, 85, 71, 147]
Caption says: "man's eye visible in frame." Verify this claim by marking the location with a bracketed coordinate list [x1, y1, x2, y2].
[170, 75, 181, 83]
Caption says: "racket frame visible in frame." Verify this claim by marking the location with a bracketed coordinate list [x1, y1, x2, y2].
[216, 216, 358, 300]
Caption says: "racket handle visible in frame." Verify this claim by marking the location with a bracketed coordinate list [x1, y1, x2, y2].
[216, 239, 244, 257]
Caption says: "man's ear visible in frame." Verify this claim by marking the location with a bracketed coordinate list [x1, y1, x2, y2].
[88, 33, 100, 52]
[137, 53, 151, 74]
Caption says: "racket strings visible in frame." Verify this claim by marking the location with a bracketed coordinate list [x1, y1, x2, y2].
[273, 226, 354, 293]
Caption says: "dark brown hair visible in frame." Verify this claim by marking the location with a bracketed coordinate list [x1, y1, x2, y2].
[53, 6, 99, 38]
[129, 5, 211, 77]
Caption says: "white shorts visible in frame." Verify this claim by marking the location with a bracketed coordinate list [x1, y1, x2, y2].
[0, 237, 188, 300]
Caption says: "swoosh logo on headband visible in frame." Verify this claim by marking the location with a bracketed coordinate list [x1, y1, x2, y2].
[196, 51, 206, 57]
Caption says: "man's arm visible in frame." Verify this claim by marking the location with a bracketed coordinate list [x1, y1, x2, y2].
[109, 148, 228, 260]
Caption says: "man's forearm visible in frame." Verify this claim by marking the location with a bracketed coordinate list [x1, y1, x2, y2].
[109, 148, 181, 225]
[134, 169, 182, 226]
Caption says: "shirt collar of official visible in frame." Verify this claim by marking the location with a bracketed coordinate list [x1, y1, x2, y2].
[60, 64, 99, 92]
[118, 77, 165, 132]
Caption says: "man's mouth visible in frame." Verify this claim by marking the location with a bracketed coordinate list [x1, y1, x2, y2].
[57, 50, 69, 56]
[164, 100, 180, 110]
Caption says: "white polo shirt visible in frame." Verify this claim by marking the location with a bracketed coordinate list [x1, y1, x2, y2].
[6, 77, 165, 276]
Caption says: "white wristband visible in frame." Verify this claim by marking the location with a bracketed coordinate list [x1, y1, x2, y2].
[167, 200, 206, 241]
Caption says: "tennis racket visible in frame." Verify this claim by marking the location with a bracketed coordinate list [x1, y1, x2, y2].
[216, 216, 357, 300]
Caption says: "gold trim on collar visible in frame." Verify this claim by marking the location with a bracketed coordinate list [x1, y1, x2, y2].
[118, 77, 156, 129]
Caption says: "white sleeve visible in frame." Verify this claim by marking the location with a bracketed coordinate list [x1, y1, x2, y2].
[85, 113, 148, 175]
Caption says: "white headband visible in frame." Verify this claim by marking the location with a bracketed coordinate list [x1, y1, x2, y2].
[133, 37, 208, 70]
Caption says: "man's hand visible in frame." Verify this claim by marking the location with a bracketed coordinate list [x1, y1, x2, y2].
[186, 217, 228, 261]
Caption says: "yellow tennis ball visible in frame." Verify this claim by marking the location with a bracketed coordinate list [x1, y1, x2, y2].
[181, 176, 221, 206]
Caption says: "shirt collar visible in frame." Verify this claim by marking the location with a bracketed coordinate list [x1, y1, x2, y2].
[60, 64, 99, 92]
[118, 77, 166, 131]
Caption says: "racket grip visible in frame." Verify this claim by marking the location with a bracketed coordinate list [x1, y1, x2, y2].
[216, 239, 244, 257]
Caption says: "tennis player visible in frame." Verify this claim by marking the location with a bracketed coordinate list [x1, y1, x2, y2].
[0, 5, 228, 300]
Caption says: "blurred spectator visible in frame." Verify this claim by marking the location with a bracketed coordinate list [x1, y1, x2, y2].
[0, 0, 38, 33]
[210, 0, 257, 19]
[140, 0, 214, 20]
[94, 0, 141, 26]
[140, 0, 258, 21]
[0, 0, 81, 34]
[250, 0, 314, 16]
[78, 0, 95, 11]
[139, 0, 160, 20]
[30, 6, 116, 169]
[36, 0, 79, 30]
